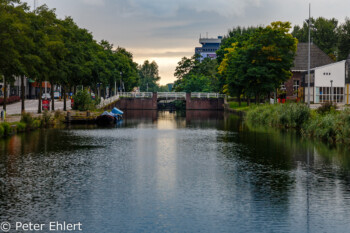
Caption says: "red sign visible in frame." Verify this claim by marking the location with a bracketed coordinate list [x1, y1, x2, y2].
[42, 99, 50, 110]
[71, 99, 74, 108]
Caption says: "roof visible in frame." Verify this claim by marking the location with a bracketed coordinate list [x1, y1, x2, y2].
[292, 43, 334, 71]
[310, 60, 346, 71]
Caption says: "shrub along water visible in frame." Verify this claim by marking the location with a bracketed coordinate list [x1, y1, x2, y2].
[246, 103, 350, 145]
[72, 90, 97, 111]
[246, 103, 310, 129]
[0, 111, 65, 138]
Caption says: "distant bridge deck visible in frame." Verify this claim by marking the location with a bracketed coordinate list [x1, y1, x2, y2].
[119, 92, 226, 99]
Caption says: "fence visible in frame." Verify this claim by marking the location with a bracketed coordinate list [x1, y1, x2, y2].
[191, 93, 226, 98]
[157, 92, 186, 99]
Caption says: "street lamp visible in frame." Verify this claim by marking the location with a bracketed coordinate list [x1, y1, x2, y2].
[120, 72, 122, 93]
[330, 80, 333, 103]
[307, 3, 311, 107]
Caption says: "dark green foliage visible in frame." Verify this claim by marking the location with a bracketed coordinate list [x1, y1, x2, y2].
[174, 100, 186, 110]
[138, 60, 161, 92]
[41, 110, 52, 127]
[292, 17, 350, 61]
[72, 90, 96, 111]
[338, 18, 350, 60]
[316, 102, 338, 115]
[246, 103, 310, 129]
[14, 122, 26, 132]
[174, 56, 219, 92]
[0, 1, 139, 113]
[0, 124, 4, 137]
[219, 22, 297, 102]
[21, 112, 34, 128]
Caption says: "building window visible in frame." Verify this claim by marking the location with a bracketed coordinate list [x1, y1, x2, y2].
[316, 87, 344, 103]
[293, 80, 299, 95]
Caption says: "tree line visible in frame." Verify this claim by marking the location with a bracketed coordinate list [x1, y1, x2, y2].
[292, 17, 350, 61]
[174, 17, 350, 104]
[0, 0, 165, 113]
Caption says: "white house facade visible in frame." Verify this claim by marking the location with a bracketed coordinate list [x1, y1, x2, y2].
[313, 60, 346, 104]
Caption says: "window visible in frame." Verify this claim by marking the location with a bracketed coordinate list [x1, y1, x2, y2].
[315, 86, 344, 103]
[293, 80, 299, 95]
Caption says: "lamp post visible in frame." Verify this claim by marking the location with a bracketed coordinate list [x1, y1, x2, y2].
[120, 72, 122, 95]
[330, 80, 333, 103]
[307, 3, 311, 107]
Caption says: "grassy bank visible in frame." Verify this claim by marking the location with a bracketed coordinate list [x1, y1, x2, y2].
[246, 103, 350, 144]
[0, 111, 65, 138]
[228, 102, 252, 112]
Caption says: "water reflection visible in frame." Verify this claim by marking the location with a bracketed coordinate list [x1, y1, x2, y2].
[0, 111, 350, 232]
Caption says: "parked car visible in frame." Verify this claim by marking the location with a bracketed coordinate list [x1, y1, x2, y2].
[42, 93, 51, 100]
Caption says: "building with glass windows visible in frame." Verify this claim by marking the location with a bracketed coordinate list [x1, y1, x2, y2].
[302, 58, 350, 104]
[195, 36, 222, 62]
[285, 43, 334, 101]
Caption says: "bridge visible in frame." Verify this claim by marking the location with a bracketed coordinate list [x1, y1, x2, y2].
[107, 92, 226, 111]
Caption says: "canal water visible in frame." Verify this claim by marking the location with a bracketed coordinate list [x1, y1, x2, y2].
[1, 111, 350, 233]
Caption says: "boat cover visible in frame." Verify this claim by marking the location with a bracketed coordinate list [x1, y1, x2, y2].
[111, 107, 124, 115]
[101, 111, 115, 117]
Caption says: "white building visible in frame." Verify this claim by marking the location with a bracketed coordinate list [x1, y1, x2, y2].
[314, 60, 346, 104]
[302, 59, 350, 104]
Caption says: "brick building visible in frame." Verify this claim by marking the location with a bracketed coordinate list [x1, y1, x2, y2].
[284, 43, 334, 100]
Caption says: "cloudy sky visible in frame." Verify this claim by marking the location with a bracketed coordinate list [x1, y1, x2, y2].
[24, 0, 349, 85]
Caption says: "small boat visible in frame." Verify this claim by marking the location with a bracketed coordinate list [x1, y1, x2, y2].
[96, 107, 123, 126]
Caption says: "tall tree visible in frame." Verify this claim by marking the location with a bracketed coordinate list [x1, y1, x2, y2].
[139, 61, 161, 92]
[174, 55, 219, 93]
[219, 22, 298, 104]
[338, 18, 350, 60]
[292, 17, 338, 60]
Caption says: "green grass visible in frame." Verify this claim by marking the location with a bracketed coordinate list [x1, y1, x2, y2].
[228, 101, 252, 112]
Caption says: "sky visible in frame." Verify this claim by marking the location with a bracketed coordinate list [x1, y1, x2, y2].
[23, 0, 350, 85]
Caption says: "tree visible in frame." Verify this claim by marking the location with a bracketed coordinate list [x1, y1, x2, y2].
[292, 17, 338, 60]
[0, 0, 27, 111]
[338, 18, 350, 60]
[219, 22, 298, 104]
[139, 60, 160, 92]
[174, 55, 219, 93]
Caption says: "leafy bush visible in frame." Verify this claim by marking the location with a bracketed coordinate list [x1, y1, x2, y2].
[174, 100, 186, 110]
[32, 119, 41, 128]
[317, 102, 338, 115]
[1, 122, 11, 135]
[72, 90, 96, 111]
[14, 122, 27, 132]
[21, 112, 34, 128]
[303, 113, 338, 142]
[0, 122, 16, 135]
[246, 103, 310, 128]
[54, 110, 65, 122]
[0, 124, 4, 137]
[41, 110, 52, 127]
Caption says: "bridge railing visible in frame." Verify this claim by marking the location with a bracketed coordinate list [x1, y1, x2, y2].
[158, 92, 186, 99]
[191, 93, 226, 98]
[97, 95, 120, 109]
[119, 92, 153, 98]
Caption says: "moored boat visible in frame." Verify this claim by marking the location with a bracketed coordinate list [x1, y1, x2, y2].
[96, 107, 123, 126]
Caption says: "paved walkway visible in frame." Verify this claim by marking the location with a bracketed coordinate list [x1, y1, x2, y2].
[1, 99, 72, 115]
